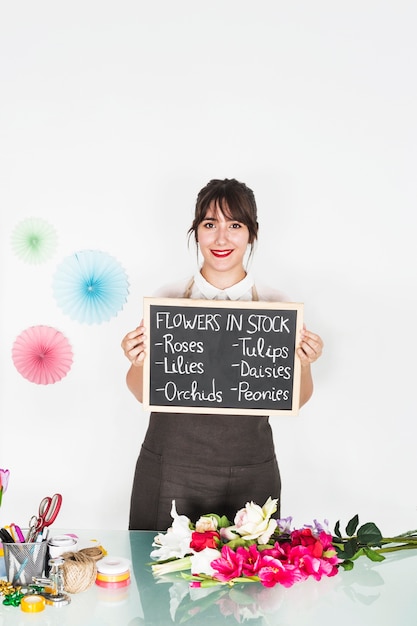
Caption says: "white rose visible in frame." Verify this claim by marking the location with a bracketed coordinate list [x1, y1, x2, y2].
[231, 497, 278, 544]
[195, 516, 218, 533]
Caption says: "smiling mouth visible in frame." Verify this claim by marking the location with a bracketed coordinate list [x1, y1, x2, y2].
[211, 249, 233, 258]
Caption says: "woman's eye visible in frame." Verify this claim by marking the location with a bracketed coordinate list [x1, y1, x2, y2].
[230, 222, 241, 229]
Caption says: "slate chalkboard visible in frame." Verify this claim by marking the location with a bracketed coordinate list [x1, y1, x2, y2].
[143, 297, 304, 416]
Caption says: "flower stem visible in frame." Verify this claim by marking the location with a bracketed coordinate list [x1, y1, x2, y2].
[379, 536, 417, 545]
[376, 544, 417, 554]
[152, 556, 192, 576]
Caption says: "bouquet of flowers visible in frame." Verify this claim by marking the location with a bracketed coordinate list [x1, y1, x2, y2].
[150, 497, 417, 589]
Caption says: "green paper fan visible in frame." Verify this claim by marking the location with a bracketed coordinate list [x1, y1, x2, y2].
[11, 217, 58, 264]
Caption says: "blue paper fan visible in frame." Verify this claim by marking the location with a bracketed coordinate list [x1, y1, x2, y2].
[52, 250, 129, 324]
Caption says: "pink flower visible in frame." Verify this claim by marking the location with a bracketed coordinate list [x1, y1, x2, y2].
[259, 541, 287, 560]
[286, 529, 341, 580]
[257, 555, 304, 588]
[210, 545, 245, 582]
[239, 544, 263, 577]
[0, 469, 10, 493]
[0, 469, 10, 507]
[239, 543, 288, 577]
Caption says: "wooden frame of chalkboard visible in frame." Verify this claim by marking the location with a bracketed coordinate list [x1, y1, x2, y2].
[143, 297, 304, 416]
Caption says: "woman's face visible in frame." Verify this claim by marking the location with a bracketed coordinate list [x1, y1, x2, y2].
[196, 202, 250, 282]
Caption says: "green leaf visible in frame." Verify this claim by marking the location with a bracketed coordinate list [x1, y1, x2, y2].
[334, 544, 346, 559]
[225, 537, 256, 550]
[334, 520, 341, 539]
[363, 546, 386, 562]
[357, 522, 383, 546]
[339, 559, 354, 571]
[202, 513, 221, 523]
[341, 537, 359, 559]
[351, 547, 365, 560]
[218, 515, 232, 528]
[346, 514, 359, 537]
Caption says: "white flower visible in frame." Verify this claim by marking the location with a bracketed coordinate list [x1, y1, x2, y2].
[230, 497, 278, 544]
[195, 516, 218, 533]
[220, 526, 239, 541]
[150, 501, 193, 561]
[190, 547, 221, 576]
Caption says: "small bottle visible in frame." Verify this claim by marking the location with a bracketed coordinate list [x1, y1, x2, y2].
[48, 558, 64, 596]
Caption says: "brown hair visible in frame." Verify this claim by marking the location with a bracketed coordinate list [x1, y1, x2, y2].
[188, 179, 259, 253]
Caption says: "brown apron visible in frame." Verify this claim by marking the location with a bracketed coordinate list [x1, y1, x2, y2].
[129, 279, 281, 530]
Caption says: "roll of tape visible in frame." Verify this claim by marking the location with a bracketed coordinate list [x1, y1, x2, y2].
[48, 534, 78, 557]
[96, 556, 130, 576]
[21, 595, 46, 613]
[48, 534, 78, 547]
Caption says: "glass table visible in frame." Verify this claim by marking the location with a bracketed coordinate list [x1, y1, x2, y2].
[1, 529, 416, 625]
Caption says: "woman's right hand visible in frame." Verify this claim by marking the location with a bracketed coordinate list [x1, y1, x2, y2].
[121, 321, 147, 367]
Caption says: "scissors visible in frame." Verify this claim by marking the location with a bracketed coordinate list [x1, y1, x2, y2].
[26, 493, 63, 542]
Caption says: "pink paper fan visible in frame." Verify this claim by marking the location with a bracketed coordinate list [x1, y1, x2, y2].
[12, 326, 73, 385]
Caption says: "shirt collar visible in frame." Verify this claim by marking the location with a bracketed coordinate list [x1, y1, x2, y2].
[194, 271, 255, 300]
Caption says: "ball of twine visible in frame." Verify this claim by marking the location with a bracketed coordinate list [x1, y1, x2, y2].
[61, 547, 104, 593]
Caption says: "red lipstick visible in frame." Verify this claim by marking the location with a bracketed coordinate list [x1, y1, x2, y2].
[211, 250, 233, 258]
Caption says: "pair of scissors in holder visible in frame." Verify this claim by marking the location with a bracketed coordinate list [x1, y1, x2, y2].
[26, 493, 63, 542]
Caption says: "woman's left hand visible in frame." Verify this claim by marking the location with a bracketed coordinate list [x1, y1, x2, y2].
[297, 326, 323, 366]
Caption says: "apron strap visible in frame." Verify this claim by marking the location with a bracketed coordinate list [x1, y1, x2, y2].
[183, 277, 195, 299]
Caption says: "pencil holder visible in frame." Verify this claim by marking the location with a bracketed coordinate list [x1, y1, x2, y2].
[3, 541, 48, 585]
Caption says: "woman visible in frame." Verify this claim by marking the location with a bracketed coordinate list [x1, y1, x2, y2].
[121, 178, 323, 530]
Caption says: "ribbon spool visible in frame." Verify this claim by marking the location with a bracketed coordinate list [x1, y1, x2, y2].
[96, 571, 130, 583]
[96, 556, 130, 575]
[21, 595, 46, 613]
[95, 556, 130, 589]
[95, 573, 131, 589]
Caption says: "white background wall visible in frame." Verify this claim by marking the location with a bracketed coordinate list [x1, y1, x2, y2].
[1, 1, 416, 536]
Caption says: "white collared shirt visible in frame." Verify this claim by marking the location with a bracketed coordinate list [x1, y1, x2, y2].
[154, 272, 288, 303]
[193, 271, 254, 300]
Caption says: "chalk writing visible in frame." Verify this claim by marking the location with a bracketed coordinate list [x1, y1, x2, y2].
[144, 298, 303, 416]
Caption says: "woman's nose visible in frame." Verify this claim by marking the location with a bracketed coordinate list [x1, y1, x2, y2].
[215, 224, 228, 245]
